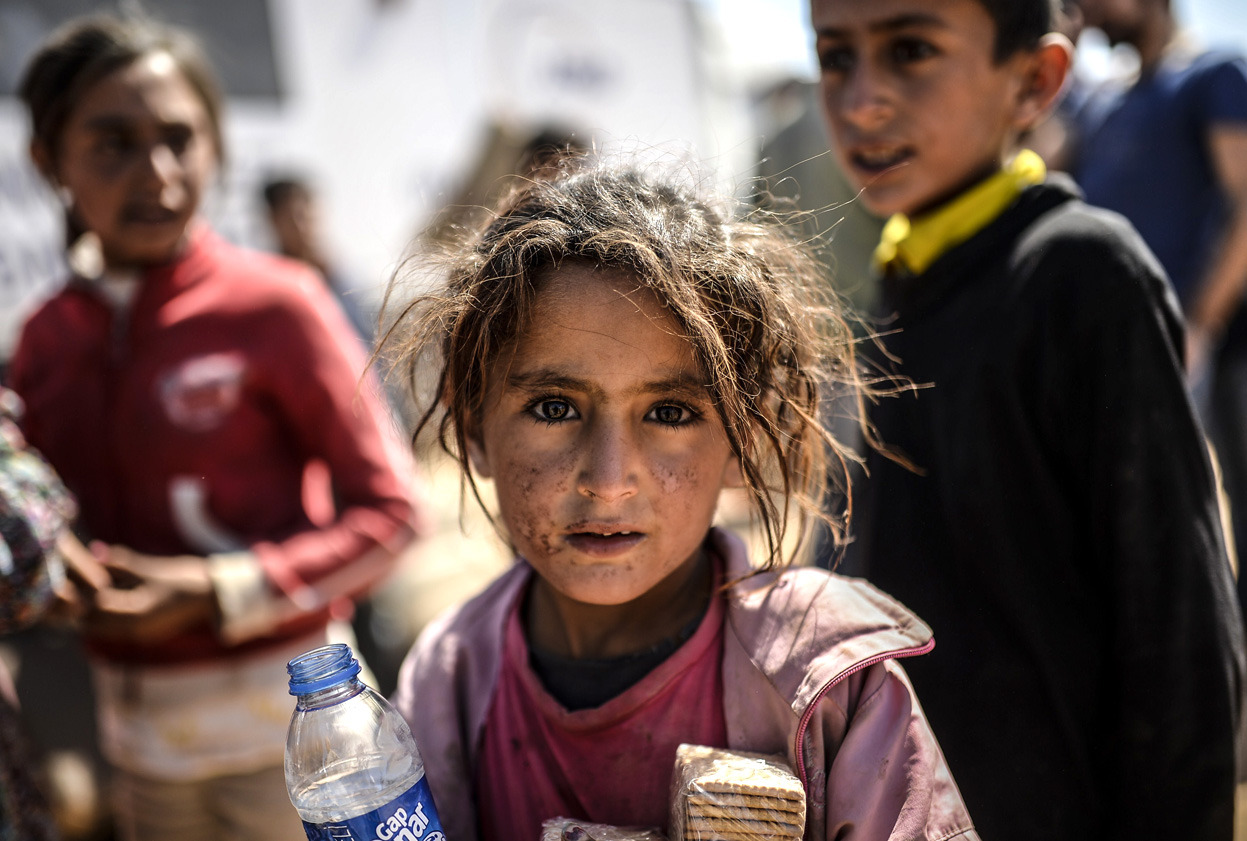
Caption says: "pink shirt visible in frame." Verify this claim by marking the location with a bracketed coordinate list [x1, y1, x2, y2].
[475, 577, 727, 840]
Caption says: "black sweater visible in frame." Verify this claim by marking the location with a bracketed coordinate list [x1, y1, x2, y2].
[843, 177, 1245, 841]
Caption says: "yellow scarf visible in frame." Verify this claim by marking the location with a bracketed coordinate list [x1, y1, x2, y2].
[872, 149, 1047, 276]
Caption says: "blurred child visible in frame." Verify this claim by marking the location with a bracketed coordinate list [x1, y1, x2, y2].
[387, 158, 980, 841]
[1073, 0, 1247, 610]
[810, 0, 1245, 838]
[9, 13, 422, 841]
[262, 176, 375, 342]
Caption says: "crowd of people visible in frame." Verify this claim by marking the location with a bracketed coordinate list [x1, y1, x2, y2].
[1, 0, 1245, 840]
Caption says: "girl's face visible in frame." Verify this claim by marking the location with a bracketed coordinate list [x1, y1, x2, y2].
[468, 264, 743, 610]
[45, 51, 217, 269]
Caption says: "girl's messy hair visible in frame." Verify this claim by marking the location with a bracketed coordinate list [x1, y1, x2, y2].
[382, 154, 872, 571]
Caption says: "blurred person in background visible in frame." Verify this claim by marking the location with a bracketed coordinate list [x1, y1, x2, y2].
[8, 12, 423, 841]
[262, 176, 375, 344]
[1072, 0, 1247, 610]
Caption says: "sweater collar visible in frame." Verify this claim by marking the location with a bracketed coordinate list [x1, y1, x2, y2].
[873, 149, 1046, 277]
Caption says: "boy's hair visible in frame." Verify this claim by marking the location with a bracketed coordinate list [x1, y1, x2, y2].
[19, 12, 225, 166]
[384, 155, 870, 570]
[979, 0, 1059, 61]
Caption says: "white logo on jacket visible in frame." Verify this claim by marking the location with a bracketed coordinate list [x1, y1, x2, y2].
[158, 352, 246, 432]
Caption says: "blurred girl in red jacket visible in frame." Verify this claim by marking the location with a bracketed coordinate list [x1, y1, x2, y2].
[9, 13, 422, 841]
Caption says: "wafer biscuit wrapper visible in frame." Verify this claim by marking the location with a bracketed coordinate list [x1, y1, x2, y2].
[669, 744, 806, 840]
[540, 817, 668, 841]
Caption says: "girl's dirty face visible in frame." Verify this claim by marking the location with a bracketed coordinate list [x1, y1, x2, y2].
[47, 51, 217, 269]
[467, 264, 742, 609]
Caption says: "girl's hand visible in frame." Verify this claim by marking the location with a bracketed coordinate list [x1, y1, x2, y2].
[47, 533, 111, 624]
[84, 546, 217, 642]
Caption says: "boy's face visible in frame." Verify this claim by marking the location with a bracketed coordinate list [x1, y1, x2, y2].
[811, 0, 1040, 217]
[467, 264, 741, 612]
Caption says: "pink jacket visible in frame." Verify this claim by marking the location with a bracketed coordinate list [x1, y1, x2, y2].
[393, 528, 978, 841]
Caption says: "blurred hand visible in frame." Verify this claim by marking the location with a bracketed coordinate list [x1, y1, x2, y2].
[83, 546, 217, 643]
[46, 533, 110, 625]
[1186, 325, 1215, 384]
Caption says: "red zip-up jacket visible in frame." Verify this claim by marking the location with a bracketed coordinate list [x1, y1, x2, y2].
[8, 225, 421, 665]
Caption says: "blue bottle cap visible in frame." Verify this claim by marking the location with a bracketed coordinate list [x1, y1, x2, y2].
[287, 643, 362, 695]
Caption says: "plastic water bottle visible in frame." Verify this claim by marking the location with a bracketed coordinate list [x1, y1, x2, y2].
[285, 643, 447, 840]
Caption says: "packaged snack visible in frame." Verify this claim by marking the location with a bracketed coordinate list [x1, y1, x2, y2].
[668, 744, 806, 840]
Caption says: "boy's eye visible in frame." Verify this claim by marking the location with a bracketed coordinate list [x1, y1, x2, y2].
[891, 37, 937, 64]
[530, 398, 578, 423]
[818, 44, 854, 74]
[95, 132, 133, 156]
[647, 403, 694, 425]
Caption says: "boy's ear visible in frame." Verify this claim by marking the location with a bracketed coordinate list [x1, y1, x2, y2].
[1013, 33, 1074, 131]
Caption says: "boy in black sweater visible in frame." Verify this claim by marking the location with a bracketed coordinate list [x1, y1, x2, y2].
[810, 0, 1245, 838]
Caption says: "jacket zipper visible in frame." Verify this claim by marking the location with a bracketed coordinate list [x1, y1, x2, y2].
[792, 637, 935, 791]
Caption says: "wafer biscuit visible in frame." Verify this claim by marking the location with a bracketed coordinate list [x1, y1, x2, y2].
[669, 745, 807, 841]
[681, 828, 798, 841]
[685, 815, 802, 838]
[686, 805, 803, 830]
[674, 745, 804, 802]
[686, 793, 804, 814]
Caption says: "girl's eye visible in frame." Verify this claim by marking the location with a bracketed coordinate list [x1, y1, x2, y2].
[164, 128, 194, 157]
[647, 403, 695, 426]
[891, 38, 937, 64]
[529, 398, 578, 423]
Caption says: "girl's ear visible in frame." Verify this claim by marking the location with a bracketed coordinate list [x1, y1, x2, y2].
[29, 139, 57, 184]
[1013, 33, 1074, 132]
[722, 456, 745, 490]
[465, 428, 493, 479]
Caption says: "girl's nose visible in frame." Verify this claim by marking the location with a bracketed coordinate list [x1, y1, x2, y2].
[144, 143, 182, 187]
[576, 421, 638, 503]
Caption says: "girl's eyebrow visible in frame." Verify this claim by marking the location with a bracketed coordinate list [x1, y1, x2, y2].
[83, 114, 195, 133]
[504, 368, 711, 400]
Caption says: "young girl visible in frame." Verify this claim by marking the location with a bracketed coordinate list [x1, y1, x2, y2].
[9, 13, 421, 841]
[389, 160, 979, 841]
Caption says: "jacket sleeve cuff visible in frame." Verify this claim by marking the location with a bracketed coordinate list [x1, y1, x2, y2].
[208, 551, 273, 644]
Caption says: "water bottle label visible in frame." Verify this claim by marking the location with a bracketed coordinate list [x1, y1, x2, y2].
[301, 777, 446, 841]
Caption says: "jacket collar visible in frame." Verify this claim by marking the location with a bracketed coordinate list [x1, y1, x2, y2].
[873, 149, 1047, 277]
[712, 528, 933, 713]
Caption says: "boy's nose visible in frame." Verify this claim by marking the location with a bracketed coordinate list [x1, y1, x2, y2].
[836, 64, 893, 130]
[576, 422, 638, 503]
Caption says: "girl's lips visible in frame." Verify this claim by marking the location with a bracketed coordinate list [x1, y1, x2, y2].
[564, 531, 646, 557]
[122, 205, 181, 224]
